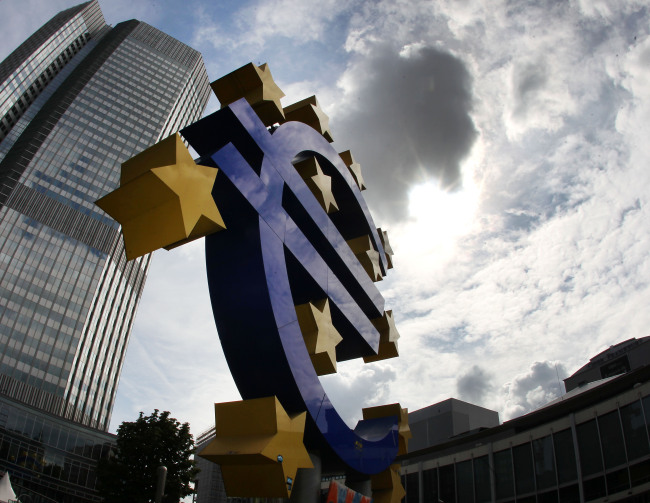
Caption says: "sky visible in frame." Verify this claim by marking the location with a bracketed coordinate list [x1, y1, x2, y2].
[1, 0, 650, 439]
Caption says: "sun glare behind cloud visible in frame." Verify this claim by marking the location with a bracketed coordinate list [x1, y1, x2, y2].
[399, 177, 479, 266]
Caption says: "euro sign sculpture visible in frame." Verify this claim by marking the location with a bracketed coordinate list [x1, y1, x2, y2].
[97, 63, 409, 502]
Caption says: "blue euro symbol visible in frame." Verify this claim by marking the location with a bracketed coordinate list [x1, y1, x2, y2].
[182, 99, 399, 474]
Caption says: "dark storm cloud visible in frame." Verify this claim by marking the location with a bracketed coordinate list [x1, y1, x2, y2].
[334, 46, 478, 222]
[457, 365, 492, 404]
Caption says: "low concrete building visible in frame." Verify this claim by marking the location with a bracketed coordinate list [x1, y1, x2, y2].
[399, 366, 650, 503]
[408, 398, 500, 452]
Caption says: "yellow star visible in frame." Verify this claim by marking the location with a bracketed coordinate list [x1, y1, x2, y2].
[210, 62, 286, 126]
[198, 397, 313, 499]
[295, 298, 343, 375]
[284, 95, 334, 142]
[347, 235, 383, 282]
[371, 464, 406, 503]
[377, 227, 394, 269]
[364, 310, 400, 363]
[95, 134, 225, 260]
[294, 157, 339, 214]
[339, 150, 366, 190]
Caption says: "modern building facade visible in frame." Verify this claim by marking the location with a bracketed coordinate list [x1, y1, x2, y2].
[0, 0, 210, 431]
[0, 397, 115, 503]
[564, 336, 650, 392]
[408, 398, 500, 452]
[194, 426, 228, 503]
[193, 344, 650, 503]
[193, 400, 500, 503]
[400, 365, 650, 503]
[0, 1, 210, 500]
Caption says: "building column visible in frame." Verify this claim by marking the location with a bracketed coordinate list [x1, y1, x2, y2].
[418, 462, 423, 503]
[570, 413, 585, 503]
[488, 442, 496, 503]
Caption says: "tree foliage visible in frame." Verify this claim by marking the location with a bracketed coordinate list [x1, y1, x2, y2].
[97, 410, 198, 503]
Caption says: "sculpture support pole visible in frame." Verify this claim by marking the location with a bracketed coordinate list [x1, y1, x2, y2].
[154, 465, 167, 503]
[290, 452, 322, 503]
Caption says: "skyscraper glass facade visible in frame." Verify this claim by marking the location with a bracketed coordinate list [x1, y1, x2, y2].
[0, 1, 210, 501]
[0, 1, 210, 432]
[0, 397, 114, 503]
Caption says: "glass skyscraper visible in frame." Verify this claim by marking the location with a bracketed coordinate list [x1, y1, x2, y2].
[0, 0, 210, 431]
[0, 2, 210, 500]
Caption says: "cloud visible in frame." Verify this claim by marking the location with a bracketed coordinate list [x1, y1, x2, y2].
[457, 365, 493, 405]
[0, 0, 72, 61]
[334, 45, 478, 221]
[99, 0, 164, 28]
[319, 362, 397, 427]
[511, 59, 548, 119]
[502, 361, 566, 419]
[109, 240, 241, 433]
[235, 0, 353, 47]
[343, 2, 453, 57]
[573, 0, 648, 20]
[189, 0, 353, 54]
[173, 0, 650, 432]
[9, 0, 650, 436]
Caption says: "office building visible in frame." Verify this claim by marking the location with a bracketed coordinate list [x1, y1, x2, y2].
[0, 1, 210, 500]
[194, 337, 650, 503]
[194, 426, 228, 503]
[399, 362, 650, 502]
[193, 400, 500, 503]
[564, 336, 650, 392]
[408, 398, 499, 452]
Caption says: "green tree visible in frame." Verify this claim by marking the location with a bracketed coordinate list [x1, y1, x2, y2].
[97, 410, 198, 503]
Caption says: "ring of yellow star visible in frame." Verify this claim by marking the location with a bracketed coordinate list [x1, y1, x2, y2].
[210, 62, 286, 127]
[198, 396, 313, 498]
[295, 298, 343, 375]
[371, 463, 406, 503]
[293, 156, 339, 214]
[284, 95, 333, 142]
[339, 150, 366, 191]
[363, 403, 410, 502]
[362, 403, 411, 455]
[96, 133, 225, 260]
[347, 235, 383, 282]
[364, 310, 400, 362]
[377, 227, 394, 269]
